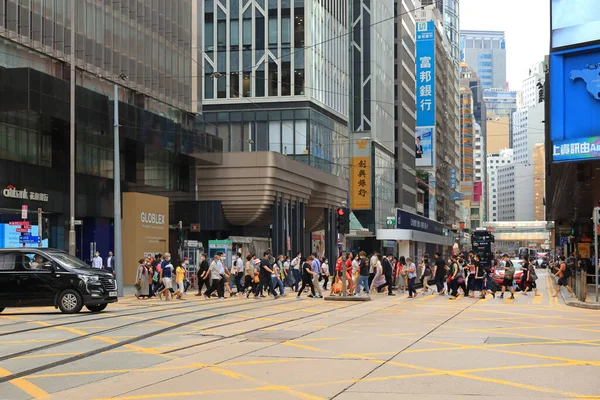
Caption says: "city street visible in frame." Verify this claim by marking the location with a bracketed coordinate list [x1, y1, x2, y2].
[0, 270, 598, 400]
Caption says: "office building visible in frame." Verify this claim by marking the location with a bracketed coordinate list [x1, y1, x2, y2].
[521, 61, 546, 108]
[460, 30, 507, 90]
[512, 105, 545, 164]
[486, 149, 513, 222]
[484, 88, 517, 153]
[394, 0, 418, 214]
[413, 7, 461, 226]
[497, 163, 534, 221]
[0, 0, 223, 281]
[197, 0, 351, 259]
[420, 0, 460, 64]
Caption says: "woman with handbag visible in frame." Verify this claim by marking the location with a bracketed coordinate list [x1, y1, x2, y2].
[135, 258, 149, 299]
[522, 256, 540, 296]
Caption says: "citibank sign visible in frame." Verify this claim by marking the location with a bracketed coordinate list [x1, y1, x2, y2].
[2, 185, 49, 202]
[140, 212, 165, 225]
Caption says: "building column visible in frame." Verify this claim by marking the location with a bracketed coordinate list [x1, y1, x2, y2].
[291, 199, 299, 257]
[271, 193, 280, 255]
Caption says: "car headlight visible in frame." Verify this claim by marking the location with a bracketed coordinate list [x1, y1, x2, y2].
[80, 275, 100, 284]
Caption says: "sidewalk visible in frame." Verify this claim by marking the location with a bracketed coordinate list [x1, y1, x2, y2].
[558, 281, 600, 310]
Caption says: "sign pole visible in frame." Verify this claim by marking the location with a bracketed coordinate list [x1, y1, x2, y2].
[341, 233, 347, 297]
[595, 207, 599, 303]
[38, 208, 42, 248]
[114, 84, 124, 297]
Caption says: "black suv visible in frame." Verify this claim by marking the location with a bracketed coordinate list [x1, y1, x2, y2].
[0, 248, 118, 314]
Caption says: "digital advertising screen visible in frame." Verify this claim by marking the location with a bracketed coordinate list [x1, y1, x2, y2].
[0, 224, 49, 248]
[552, 0, 600, 49]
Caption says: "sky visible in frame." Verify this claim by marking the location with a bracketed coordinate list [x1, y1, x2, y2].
[459, 0, 550, 90]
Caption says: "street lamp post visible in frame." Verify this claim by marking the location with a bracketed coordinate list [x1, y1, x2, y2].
[68, 0, 76, 256]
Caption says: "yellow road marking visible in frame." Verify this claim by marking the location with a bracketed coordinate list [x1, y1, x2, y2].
[0, 367, 49, 399]
[209, 367, 252, 380]
[281, 342, 323, 352]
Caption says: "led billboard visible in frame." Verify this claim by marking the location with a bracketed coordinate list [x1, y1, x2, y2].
[552, 0, 600, 49]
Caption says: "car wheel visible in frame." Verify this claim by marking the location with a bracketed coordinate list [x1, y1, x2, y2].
[58, 290, 83, 314]
[85, 303, 108, 313]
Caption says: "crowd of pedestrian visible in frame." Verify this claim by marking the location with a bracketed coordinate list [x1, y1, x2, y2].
[129, 248, 577, 301]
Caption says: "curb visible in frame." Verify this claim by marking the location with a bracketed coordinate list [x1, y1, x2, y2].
[554, 278, 600, 310]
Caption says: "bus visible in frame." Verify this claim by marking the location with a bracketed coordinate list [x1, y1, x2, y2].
[471, 229, 496, 270]
[517, 247, 537, 260]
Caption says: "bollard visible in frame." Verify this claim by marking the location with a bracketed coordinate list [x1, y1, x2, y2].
[581, 271, 587, 302]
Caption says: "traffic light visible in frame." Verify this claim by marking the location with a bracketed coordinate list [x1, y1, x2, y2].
[41, 218, 50, 240]
[336, 207, 350, 234]
[177, 221, 184, 244]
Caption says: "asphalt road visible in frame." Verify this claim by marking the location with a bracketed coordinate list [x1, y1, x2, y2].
[0, 270, 598, 400]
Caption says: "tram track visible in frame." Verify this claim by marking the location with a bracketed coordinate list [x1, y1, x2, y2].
[0, 297, 357, 383]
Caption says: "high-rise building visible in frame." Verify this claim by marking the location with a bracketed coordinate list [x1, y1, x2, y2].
[394, 0, 418, 213]
[484, 88, 517, 153]
[497, 163, 534, 221]
[420, 0, 460, 64]
[349, 0, 396, 238]
[0, 0, 225, 280]
[460, 30, 507, 90]
[521, 61, 546, 108]
[197, 0, 351, 259]
[486, 149, 513, 222]
[414, 7, 461, 226]
[512, 105, 545, 164]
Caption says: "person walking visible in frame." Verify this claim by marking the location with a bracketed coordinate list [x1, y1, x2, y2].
[271, 261, 285, 296]
[433, 253, 447, 295]
[396, 256, 407, 292]
[355, 251, 371, 298]
[195, 254, 210, 296]
[371, 255, 385, 293]
[158, 257, 174, 301]
[448, 255, 460, 299]
[321, 258, 330, 290]
[92, 251, 103, 269]
[204, 254, 223, 300]
[173, 259, 186, 300]
[291, 252, 302, 292]
[498, 253, 515, 299]
[473, 254, 487, 299]
[420, 255, 432, 294]
[255, 251, 278, 299]
[297, 256, 317, 299]
[521, 255, 540, 296]
[406, 257, 418, 298]
[233, 252, 244, 294]
[135, 258, 150, 299]
[369, 251, 378, 288]
[552, 255, 575, 298]
[378, 253, 395, 296]
[311, 253, 324, 298]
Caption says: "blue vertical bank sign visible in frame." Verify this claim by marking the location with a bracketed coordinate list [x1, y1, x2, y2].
[416, 21, 435, 167]
[550, 43, 600, 163]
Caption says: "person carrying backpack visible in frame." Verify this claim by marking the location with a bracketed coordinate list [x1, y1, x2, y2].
[498, 254, 515, 299]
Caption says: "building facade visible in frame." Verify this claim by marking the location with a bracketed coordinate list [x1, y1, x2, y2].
[486, 148, 513, 222]
[497, 163, 534, 221]
[393, 0, 418, 214]
[512, 104, 545, 164]
[532, 143, 545, 221]
[414, 7, 460, 227]
[460, 30, 507, 90]
[520, 61, 546, 108]
[0, 1, 224, 277]
[351, 0, 396, 236]
[420, 0, 460, 64]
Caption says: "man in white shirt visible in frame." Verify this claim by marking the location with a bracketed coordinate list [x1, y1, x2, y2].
[217, 253, 226, 298]
[92, 251, 103, 269]
[291, 252, 302, 292]
[369, 251, 378, 288]
[234, 252, 244, 293]
[106, 251, 115, 275]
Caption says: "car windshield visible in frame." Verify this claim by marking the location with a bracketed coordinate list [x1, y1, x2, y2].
[49, 252, 93, 270]
[511, 260, 524, 271]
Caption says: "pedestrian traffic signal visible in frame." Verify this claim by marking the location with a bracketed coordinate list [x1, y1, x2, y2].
[336, 207, 350, 234]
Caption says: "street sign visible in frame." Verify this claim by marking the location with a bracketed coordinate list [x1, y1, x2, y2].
[185, 240, 199, 248]
[16, 228, 31, 233]
[559, 237, 568, 245]
[385, 216, 396, 227]
[21, 205, 28, 219]
[190, 223, 200, 232]
[21, 232, 32, 237]
[9, 221, 30, 226]
[19, 236, 39, 244]
[74, 220, 83, 226]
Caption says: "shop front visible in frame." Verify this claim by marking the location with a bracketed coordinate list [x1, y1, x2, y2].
[376, 209, 454, 260]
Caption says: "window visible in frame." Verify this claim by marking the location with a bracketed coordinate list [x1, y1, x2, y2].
[22, 253, 51, 270]
[242, 12, 252, 47]
[230, 20, 239, 47]
[205, 18, 214, 50]
[281, 16, 290, 46]
[268, 17, 277, 46]
[242, 72, 251, 97]
[0, 253, 17, 270]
